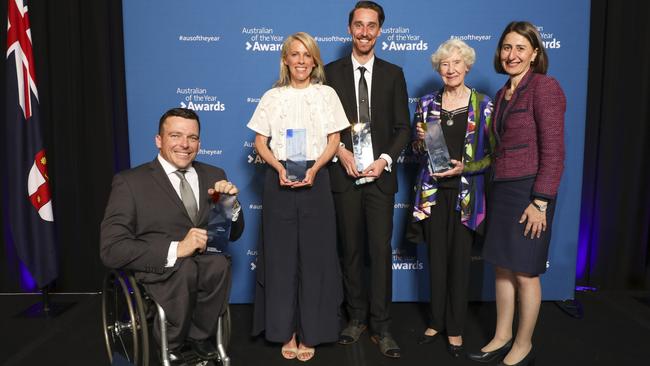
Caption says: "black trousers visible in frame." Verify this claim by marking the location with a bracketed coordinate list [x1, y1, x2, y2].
[333, 182, 394, 334]
[144, 254, 231, 349]
[421, 188, 473, 336]
[252, 166, 342, 346]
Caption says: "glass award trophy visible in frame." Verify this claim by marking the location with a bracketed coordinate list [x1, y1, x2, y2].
[351, 122, 375, 185]
[285, 128, 307, 181]
[206, 194, 237, 254]
[423, 119, 452, 173]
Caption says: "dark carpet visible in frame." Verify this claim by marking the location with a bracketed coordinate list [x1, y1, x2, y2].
[1, 290, 648, 365]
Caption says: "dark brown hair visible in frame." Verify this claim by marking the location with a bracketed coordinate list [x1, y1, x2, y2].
[494, 21, 548, 75]
[158, 108, 200, 134]
[348, 1, 385, 27]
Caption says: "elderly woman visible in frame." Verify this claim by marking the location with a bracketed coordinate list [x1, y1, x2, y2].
[247, 32, 348, 362]
[409, 39, 493, 358]
[468, 22, 565, 366]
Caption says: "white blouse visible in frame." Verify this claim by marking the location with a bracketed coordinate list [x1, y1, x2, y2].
[247, 83, 350, 161]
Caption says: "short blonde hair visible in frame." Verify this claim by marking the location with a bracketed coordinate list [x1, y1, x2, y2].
[430, 39, 476, 71]
[275, 32, 326, 87]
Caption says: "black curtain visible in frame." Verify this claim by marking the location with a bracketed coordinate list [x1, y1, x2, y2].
[0, 0, 648, 292]
[578, 0, 650, 290]
[0, 0, 130, 292]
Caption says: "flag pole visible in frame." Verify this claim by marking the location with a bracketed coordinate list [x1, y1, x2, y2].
[42, 284, 51, 314]
[16, 282, 74, 318]
[39, 283, 76, 318]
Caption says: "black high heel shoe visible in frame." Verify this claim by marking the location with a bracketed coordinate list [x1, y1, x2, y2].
[467, 339, 513, 363]
[447, 343, 465, 358]
[497, 348, 535, 366]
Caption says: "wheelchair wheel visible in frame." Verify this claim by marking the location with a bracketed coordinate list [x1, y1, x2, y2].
[102, 270, 149, 366]
[125, 273, 150, 366]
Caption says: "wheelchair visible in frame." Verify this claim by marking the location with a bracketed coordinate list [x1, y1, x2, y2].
[101, 269, 231, 366]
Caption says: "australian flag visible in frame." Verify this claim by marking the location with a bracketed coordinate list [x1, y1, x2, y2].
[4, 0, 58, 288]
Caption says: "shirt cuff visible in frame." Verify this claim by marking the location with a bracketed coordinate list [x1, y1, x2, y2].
[166, 241, 179, 267]
[379, 153, 392, 172]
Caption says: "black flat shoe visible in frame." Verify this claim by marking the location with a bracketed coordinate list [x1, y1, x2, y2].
[467, 339, 513, 363]
[417, 332, 440, 345]
[188, 337, 219, 360]
[447, 343, 465, 358]
[497, 348, 535, 366]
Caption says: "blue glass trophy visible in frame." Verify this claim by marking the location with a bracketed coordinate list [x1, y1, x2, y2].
[285, 128, 307, 182]
[424, 119, 452, 174]
[206, 194, 237, 254]
[351, 122, 375, 185]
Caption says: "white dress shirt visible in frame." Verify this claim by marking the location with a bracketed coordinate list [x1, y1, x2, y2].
[350, 54, 393, 171]
[158, 154, 201, 267]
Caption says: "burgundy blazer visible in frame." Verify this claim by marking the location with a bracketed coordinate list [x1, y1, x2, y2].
[492, 71, 566, 199]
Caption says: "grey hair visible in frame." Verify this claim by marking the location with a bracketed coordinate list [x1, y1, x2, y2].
[430, 39, 476, 71]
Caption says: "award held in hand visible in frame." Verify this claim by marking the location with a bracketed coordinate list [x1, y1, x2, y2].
[351, 122, 375, 185]
[285, 128, 307, 181]
[419, 113, 452, 174]
[206, 194, 237, 254]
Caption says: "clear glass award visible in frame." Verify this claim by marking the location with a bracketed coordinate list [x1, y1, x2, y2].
[424, 120, 452, 173]
[351, 122, 375, 185]
[285, 128, 307, 181]
[206, 194, 237, 254]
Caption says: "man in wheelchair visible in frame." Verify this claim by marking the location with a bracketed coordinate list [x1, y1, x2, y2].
[101, 108, 244, 365]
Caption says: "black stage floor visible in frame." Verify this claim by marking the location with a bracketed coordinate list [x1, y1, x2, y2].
[1, 290, 649, 366]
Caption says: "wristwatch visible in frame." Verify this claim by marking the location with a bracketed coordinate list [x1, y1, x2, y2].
[532, 200, 548, 212]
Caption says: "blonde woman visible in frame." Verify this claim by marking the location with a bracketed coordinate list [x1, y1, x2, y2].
[248, 32, 348, 362]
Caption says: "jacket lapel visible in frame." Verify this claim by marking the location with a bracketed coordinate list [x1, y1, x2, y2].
[149, 159, 185, 210]
[341, 58, 357, 124]
[148, 159, 194, 224]
[498, 70, 535, 133]
[370, 58, 380, 123]
[423, 89, 443, 124]
[462, 90, 478, 162]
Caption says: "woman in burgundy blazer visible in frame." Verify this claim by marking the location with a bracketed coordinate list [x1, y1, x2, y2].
[468, 22, 566, 366]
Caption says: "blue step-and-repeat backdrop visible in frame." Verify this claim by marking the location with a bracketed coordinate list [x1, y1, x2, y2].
[122, 0, 590, 302]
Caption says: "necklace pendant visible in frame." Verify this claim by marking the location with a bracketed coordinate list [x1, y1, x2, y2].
[446, 119, 454, 126]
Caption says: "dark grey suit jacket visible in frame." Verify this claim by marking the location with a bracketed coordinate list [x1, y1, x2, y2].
[325, 56, 411, 194]
[100, 159, 244, 283]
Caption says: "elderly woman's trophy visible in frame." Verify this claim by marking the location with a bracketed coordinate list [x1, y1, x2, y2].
[351, 122, 375, 185]
[417, 112, 452, 174]
[286, 128, 307, 181]
[206, 194, 237, 254]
